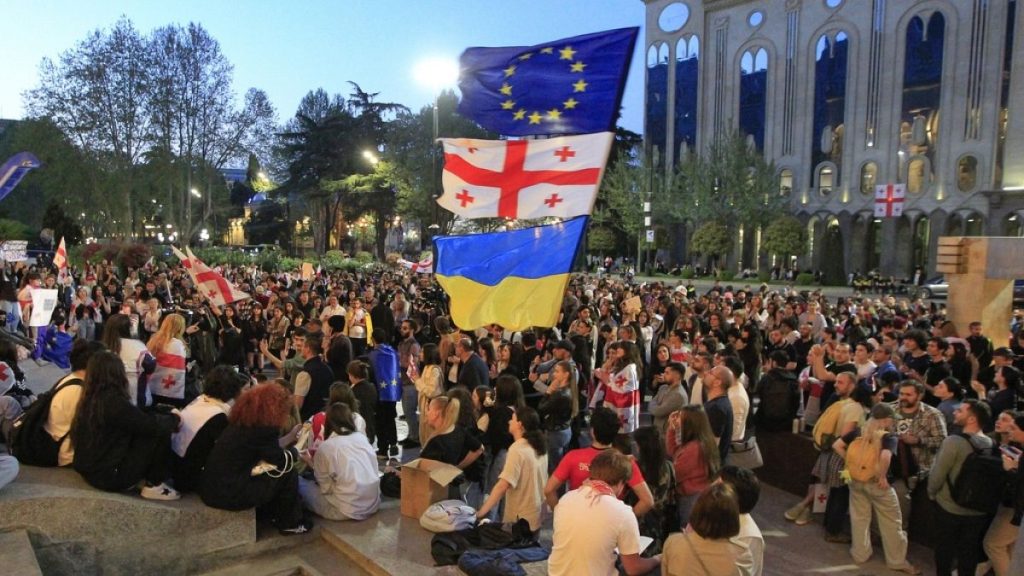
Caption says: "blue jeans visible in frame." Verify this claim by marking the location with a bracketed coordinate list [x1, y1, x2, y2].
[401, 385, 419, 442]
[546, 428, 571, 474]
[484, 448, 508, 521]
[0, 454, 19, 490]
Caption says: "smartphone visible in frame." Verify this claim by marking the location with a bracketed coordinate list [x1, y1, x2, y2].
[1000, 445, 1022, 460]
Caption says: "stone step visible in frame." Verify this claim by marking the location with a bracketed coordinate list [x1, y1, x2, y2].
[0, 529, 44, 576]
[0, 465, 255, 576]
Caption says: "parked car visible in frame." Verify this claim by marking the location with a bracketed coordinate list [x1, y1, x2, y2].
[915, 276, 1024, 305]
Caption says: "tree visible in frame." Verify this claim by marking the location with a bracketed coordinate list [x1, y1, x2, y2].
[0, 219, 31, 241]
[689, 221, 732, 267]
[41, 201, 85, 246]
[386, 90, 495, 238]
[337, 161, 400, 259]
[587, 226, 618, 254]
[26, 17, 154, 236]
[0, 118, 101, 231]
[761, 216, 806, 263]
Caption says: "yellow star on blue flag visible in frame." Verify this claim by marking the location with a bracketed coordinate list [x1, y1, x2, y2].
[457, 28, 638, 136]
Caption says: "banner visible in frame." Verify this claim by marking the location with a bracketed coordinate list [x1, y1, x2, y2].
[1, 240, 28, 262]
[30, 289, 59, 327]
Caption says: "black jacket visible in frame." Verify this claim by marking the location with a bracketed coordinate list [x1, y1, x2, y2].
[298, 356, 335, 422]
[200, 424, 296, 511]
[173, 412, 229, 493]
[72, 393, 177, 490]
[351, 379, 378, 444]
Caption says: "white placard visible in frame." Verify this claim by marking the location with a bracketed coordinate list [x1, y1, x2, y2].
[30, 289, 59, 327]
[1, 240, 28, 261]
[645, 230, 655, 243]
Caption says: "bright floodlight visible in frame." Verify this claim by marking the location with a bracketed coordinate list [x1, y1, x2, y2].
[414, 57, 460, 92]
[191, 188, 202, 198]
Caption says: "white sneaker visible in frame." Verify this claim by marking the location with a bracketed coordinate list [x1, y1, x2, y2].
[141, 482, 181, 501]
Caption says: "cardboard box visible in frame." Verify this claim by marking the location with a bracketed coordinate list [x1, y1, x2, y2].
[400, 458, 464, 519]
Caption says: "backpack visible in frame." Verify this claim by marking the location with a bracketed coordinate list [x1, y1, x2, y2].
[946, 433, 1006, 514]
[844, 430, 886, 483]
[8, 377, 83, 467]
[420, 499, 477, 533]
[757, 371, 797, 430]
[812, 397, 851, 450]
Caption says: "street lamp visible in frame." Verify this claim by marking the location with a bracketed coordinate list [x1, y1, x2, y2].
[191, 187, 202, 199]
[415, 57, 459, 240]
[363, 150, 379, 166]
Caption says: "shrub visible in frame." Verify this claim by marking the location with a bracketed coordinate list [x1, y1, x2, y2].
[716, 271, 735, 281]
[795, 272, 816, 286]
[757, 270, 772, 283]
[680, 268, 695, 279]
[354, 251, 374, 264]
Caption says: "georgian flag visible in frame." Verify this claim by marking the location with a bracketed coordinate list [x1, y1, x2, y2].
[53, 237, 68, 283]
[874, 184, 906, 218]
[171, 245, 196, 283]
[185, 247, 250, 306]
[438, 132, 614, 220]
[399, 254, 433, 273]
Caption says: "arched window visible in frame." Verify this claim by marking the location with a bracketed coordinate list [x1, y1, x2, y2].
[810, 31, 849, 186]
[646, 42, 670, 161]
[739, 48, 769, 151]
[860, 162, 878, 195]
[675, 36, 699, 158]
[779, 168, 793, 196]
[957, 155, 978, 192]
[1004, 213, 1023, 237]
[900, 14, 946, 194]
[817, 164, 835, 196]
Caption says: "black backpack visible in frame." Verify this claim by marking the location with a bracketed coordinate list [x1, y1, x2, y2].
[8, 377, 83, 467]
[947, 433, 1006, 514]
[756, 371, 798, 431]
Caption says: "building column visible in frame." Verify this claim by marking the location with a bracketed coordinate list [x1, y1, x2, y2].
[879, 217, 899, 275]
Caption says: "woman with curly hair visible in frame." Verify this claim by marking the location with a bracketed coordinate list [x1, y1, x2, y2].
[200, 383, 310, 534]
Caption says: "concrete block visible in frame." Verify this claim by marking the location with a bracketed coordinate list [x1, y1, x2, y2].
[0, 529, 43, 576]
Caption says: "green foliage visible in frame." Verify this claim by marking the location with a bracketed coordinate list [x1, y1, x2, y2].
[761, 216, 806, 261]
[41, 201, 85, 246]
[0, 219, 31, 241]
[354, 251, 374, 263]
[587, 226, 617, 254]
[689, 221, 733, 260]
[680, 267, 695, 279]
[757, 270, 772, 283]
[795, 272, 816, 286]
[716, 271, 735, 281]
[77, 242, 151, 269]
[278, 257, 303, 271]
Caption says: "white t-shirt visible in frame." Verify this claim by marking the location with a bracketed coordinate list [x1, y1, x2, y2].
[735, 513, 764, 576]
[499, 437, 548, 531]
[119, 338, 151, 407]
[548, 485, 641, 576]
[312, 432, 381, 520]
[44, 373, 84, 466]
[729, 384, 751, 442]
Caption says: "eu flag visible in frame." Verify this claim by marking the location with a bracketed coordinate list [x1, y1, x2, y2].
[457, 28, 638, 136]
[434, 216, 587, 330]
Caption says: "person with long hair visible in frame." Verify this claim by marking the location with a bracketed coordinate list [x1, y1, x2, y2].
[200, 383, 310, 535]
[306, 382, 366, 457]
[662, 483, 754, 575]
[71, 351, 181, 500]
[217, 305, 246, 369]
[833, 403, 920, 574]
[419, 395, 485, 498]
[412, 343, 444, 447]
[267, 306, 290, 360]
[481, 375, 524, 517]
[102, 313, 155, 407]
[298, 402, 380, 521]
[146, 314, 189, 407]
[538, 360, 578, 474]
[667, 405, 721, 528]
[597, 341, 641, 433]
[475, 406, 548, 532]
[172, 365, 247, 493]
[631, 426, 676, 555]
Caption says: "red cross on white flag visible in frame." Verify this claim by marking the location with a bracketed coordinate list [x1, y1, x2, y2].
[184, 247, 250, 307]
[399, 254, 433, 274]
[437, 131, 614, 220]
[874, 184, 906, 218]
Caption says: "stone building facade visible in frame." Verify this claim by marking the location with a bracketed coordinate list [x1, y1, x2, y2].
[644, 0, 1024, 278]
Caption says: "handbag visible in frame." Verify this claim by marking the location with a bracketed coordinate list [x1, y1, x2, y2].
[727, 436, 764, 470]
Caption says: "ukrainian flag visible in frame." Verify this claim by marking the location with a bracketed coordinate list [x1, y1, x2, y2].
[434, 217, 586, 331]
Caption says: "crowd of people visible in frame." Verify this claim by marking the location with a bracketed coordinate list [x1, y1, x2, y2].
[0, 256, 1023, 575]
